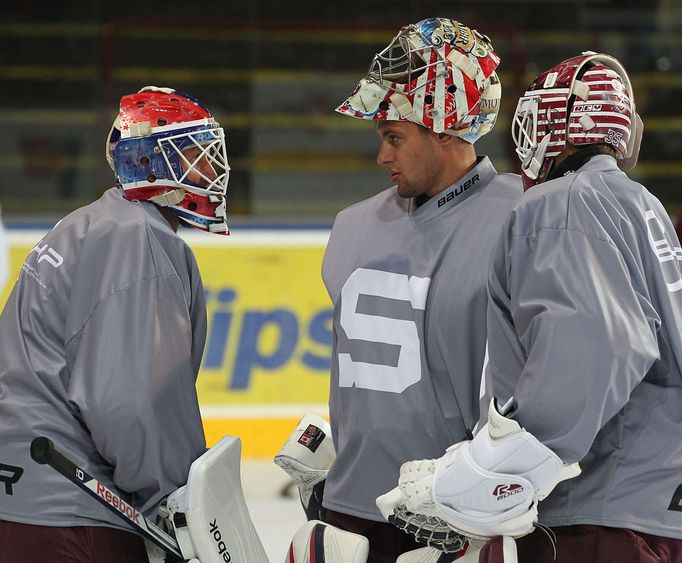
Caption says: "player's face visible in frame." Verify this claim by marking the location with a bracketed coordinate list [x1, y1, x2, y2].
[376, 121, 445, 199]
[181, 145, 218, 188]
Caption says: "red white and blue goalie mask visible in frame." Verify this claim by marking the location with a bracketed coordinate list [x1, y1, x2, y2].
[335, 17, 501, 141]
[512, 52, 643, 190]
[106, 86, 230, 234]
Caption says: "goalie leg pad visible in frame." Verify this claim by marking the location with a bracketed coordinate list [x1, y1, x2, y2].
[287, 520, 369, 563]
[275, 413, 336, 520]
[166, 435, 269, 563]
[397, 544, 484, 563]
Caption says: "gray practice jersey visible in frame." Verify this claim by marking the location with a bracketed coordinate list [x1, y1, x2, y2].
[322, 157, 522, 520]
[0, 188, 207, 530]
[482, 155, 682, 538]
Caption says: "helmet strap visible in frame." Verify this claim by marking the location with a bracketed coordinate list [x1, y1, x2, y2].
[389, 91, 416, 120]
[149, 189, 186, 207]
[522, 132, 552, 180]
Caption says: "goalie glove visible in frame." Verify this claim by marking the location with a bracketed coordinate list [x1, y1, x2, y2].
[376, 484, 475, 556]
[431, 399, 581, 539]
[275, 413, 336, 521]
[380, 399, 581, 543]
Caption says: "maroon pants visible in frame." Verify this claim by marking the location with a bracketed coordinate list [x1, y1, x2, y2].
[0, 518, 149, 563]
[325, 508, 424, 563]
[480, 525, 682, 563]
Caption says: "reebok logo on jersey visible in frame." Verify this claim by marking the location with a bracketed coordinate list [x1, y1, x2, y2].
[437, 174, 480, 208]
[493, 483, 524, 500]
[298, 424, 325, 453]
[209, 519, 233, 562]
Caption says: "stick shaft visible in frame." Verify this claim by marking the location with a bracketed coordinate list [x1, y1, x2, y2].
[30, 437, 182, 559]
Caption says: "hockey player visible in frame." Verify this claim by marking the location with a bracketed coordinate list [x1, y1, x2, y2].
[0, 86, 228, 562]
[277, 17, 523, 563]
[380, 52, 682, 563]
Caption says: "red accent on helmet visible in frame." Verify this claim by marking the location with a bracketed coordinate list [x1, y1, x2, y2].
[118, 89, 212, 133]
[512, 52, 639, 190]
[106, 87, 230, 234]
[336, 18, 502, 141]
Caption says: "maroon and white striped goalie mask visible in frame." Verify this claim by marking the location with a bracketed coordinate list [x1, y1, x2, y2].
[512, 51, 643, 190]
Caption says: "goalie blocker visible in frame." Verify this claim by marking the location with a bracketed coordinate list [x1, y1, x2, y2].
[31, 435, 268, 563]
[165, 435, 268, 563]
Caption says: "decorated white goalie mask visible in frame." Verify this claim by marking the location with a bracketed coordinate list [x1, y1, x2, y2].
[336, 17, 502, 142]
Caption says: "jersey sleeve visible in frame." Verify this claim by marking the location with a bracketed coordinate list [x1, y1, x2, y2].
[65, 274, 206, 514]
[489, 226, 660, 463]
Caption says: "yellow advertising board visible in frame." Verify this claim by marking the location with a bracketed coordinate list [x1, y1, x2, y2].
[1, 229, 332, 458]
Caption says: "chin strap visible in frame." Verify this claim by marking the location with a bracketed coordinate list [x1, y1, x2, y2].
[149, 189, 186, 207]
[521, 132, 552, 180]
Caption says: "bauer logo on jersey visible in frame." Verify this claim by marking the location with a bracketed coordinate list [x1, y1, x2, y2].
[298, 425, 326, 453]
[493, 483, 524, 501]
[437, 174, 480, 208]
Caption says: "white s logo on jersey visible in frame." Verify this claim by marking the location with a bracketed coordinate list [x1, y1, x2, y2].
[338, 268, 430, 393]
[645, 209, 682, 293]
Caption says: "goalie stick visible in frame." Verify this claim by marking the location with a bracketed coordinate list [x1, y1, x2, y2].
[30, 436, 183, 560]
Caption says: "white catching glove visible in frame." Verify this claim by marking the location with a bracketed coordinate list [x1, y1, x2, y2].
[376, 463, 472, 555]
[274, 413, 336, 521]
[378, 399, 581, 549]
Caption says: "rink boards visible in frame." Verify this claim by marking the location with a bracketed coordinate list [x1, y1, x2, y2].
[1, 229, 332, 459]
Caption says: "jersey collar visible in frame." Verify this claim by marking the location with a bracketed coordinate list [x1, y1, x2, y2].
[409, 156, 497, 217]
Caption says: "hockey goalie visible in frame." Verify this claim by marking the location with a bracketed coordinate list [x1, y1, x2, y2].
[30, 434, 269, 563]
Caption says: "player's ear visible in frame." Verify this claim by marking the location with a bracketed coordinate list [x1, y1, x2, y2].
[435, 132, 460, 147]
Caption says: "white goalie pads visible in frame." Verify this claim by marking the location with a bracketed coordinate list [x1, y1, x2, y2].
[165, 435, 269, 563]
[396, 544, 483, 563]
[275, 413, 336, 520]
[287, 520, 369, 563]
